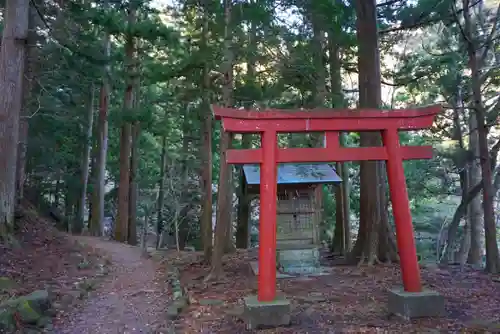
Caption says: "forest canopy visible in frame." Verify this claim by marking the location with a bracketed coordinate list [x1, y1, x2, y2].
[0, 0, 498, 274]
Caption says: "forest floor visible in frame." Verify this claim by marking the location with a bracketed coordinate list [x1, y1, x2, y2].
[53, 236, 172, 334]
[0, 201, 173, 334]
[161, 249, 500, 333]
[3, 204, 500, 333]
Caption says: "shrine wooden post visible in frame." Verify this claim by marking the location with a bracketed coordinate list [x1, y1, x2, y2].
[213, 105, 441, 304]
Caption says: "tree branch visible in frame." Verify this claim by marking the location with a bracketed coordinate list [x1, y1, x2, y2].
[479, 3, 500, 65]
[342, 66, 429, 87]
[440, 179, 483, 264]
[377, 0, 401, 7]
[379, 0, 482, 35]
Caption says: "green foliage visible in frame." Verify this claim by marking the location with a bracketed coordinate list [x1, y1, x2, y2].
[17, 0, 499, 255]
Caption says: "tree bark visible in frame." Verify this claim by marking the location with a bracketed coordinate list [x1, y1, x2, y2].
[442, 100, 467, 263]
[236, 164, 250, 249]
[462, 0, 500, 273]
[178, 110, 192, 251]
[236, 9, 257, 249]
[156, 134, 167, 249]
[116, 122, 132, 242]
[141, 212, 149, 256]
[310, 6, 326, 108]
[90, 32, 110, 236]
[16, 2, 38, 205]
[377, 165, 398, 262]
[64, 184, 73, 232]
[467, 107, 483, 265]
[74, 84, 95, 234]
[328, 28, 351, 254]
[115, 4, 136, 243]
[350, 0, 392, 265]
[442, 144, 500, 264]
[224, 147, 235, 254]
[200, 1, 213, 261]
[128, 121, 139, 245]
[0, 0, 29, 237]
[208, 0, 233, 279]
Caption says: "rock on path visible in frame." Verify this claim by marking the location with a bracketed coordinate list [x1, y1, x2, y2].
[55, 237, 170, 334]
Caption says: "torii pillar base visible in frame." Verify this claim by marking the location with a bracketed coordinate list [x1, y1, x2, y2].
[388, 287, 445, 319]
[243, 295, 291, 330]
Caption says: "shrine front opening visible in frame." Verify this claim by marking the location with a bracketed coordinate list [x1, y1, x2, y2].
[213, 105, 445, 328]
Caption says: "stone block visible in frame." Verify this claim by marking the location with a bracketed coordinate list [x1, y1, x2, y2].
[243, 295, 291, 330]
[388, 288, 445, 319]
[278, 247, 320, 274]
[249, 261, 294, 279]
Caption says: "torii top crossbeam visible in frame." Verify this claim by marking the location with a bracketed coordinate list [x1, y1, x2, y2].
[213, 105, 441, 165]
[213, 105, 440, 132]
[212, 104, 442, 302]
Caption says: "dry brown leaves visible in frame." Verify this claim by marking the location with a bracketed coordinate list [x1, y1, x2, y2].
[0, 201, 105, 331]
[166, 249, 500, 333]
[0, 202, 102, 296]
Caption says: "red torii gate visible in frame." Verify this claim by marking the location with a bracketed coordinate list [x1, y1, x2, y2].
[213, 104, 442, 302]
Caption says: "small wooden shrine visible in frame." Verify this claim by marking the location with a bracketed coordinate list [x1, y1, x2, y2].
[243, 163, 342, 274]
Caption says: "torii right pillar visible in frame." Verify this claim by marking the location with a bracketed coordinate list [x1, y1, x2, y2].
[383, 128, 445, 319]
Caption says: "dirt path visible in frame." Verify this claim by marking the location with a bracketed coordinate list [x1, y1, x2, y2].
[55, 237, 170, 334]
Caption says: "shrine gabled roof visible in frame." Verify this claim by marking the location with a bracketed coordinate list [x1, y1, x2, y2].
[242, 163, 342, 185]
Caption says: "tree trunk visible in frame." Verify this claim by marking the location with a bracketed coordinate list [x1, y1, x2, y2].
[459, 218, 471, 265]
[442, 101, 468, 263]
[16, 2, 38, 205]
[467, 108, 483, 265]
[209, 129, 231, 279]
[74, 84, 95, 234]
[328, 28, 351, 254]
[178, 110, 191, 251]
[224, 160, 235, 253]
[128, 121, 139, 245]
[377, 165, 398, 262]
[178, 206, 190, 251]
[310, 7, 326, 108]
[115, 5, 136, 243]
[200, 1, 213, 261]
[235, 12, 257, 249]
[0, 0, 29, 237]
[462, 0, 500, 273]
[116, 122, 132, 242]
[309, 3, 330, 254]
[141, 212, 149, 256]
[236, 153, 250, 249]
[174, 210, 180, 252]
[208, 0, 233, 279]
[129, 35, 142, 246]
[350, 0, 386, 265]
[441, 181, 485, 264]
[156, 134, 167, 249]
[90, 32, 110, 236]
[64, 182, 74, 232]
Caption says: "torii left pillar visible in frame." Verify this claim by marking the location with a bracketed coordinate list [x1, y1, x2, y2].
[242, 129, 292, 330]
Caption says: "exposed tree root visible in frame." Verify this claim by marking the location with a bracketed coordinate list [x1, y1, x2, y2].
[357, 254, 381, 267]
[0, 229, 8, 244]
[203, 266, 223, 283]
[0, 225, 18, 248]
